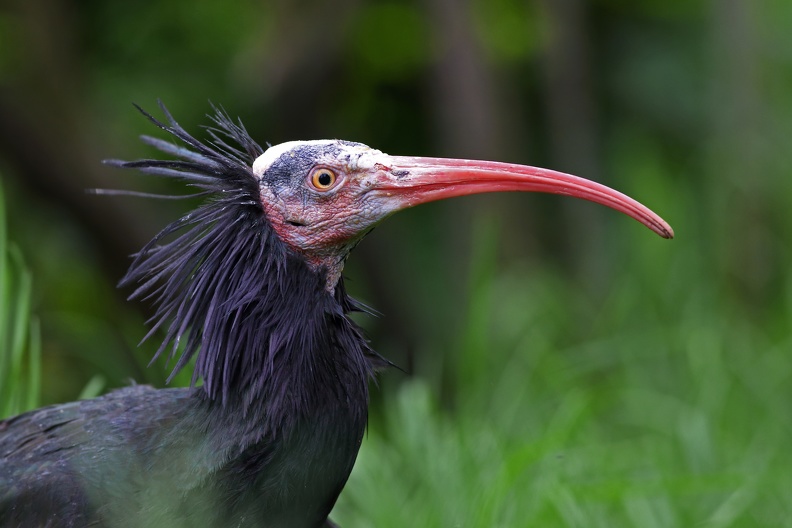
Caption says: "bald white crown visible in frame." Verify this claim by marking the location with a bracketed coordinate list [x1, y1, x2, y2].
[252, 140, 385, 177]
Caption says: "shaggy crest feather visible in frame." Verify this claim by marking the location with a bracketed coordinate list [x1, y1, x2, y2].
[104, 102, 384, 415]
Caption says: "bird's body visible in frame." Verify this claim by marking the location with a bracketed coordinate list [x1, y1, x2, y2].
[0, 103, 672, 527]
[1, 236, 372, 526]
[1, 386, 358, 527]
[1, 289, 370, 527]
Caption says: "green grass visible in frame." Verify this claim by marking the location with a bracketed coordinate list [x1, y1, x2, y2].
[331, 216, 792, 526]
[0, 180, 108, 418]
[0, 179, 41, 419]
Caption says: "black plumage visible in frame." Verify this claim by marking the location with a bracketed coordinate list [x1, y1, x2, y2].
[0, 103, 672, 527]
[1, 105, 380, 527]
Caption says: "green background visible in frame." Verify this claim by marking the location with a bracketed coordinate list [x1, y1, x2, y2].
[1, 0, 791, 525]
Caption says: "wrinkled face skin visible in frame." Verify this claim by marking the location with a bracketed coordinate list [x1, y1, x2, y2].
[253, 140, 401, 287]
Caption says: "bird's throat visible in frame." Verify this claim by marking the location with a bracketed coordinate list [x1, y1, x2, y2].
[258, 193, 368, 292]
[191, 256, 374, 445]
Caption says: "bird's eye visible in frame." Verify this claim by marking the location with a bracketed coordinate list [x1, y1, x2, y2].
[309, 168, 338, 191]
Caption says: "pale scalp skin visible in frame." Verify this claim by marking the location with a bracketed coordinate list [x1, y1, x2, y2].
[252, 140, 396, 290]
[252, 140, 385, 176]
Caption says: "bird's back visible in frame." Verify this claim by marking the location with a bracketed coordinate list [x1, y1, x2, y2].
[1, 385, 199, 526]
[1, 382, 364, 527]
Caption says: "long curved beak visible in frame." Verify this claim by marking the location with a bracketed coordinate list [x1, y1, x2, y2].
[371, 156, 674, 239]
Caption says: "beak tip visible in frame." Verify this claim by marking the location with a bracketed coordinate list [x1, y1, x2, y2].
[658, 223, 675, 239]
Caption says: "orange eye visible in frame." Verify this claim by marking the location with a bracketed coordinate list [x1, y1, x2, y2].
[309, 168, 337, 191]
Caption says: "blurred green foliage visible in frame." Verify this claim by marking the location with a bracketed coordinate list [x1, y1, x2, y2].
[1, 0, 791, 525]
[0, 180, 40, 418]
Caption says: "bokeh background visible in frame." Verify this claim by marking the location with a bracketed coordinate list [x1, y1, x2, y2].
[2, 0, 792, 525]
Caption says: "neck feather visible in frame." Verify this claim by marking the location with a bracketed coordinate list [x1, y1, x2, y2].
[108, 102, 386, 435]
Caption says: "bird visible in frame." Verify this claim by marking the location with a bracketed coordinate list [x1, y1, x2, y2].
[0, 102, 673, 527]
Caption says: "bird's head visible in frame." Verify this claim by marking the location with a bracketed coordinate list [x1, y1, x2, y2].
[107, 103, 673, 402]
[252, 139, 673, 287]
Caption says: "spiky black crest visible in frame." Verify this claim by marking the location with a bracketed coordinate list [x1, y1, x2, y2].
[105, 103, 383, 419]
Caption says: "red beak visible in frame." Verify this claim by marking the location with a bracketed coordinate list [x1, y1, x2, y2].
[373, 156, 674, 239]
